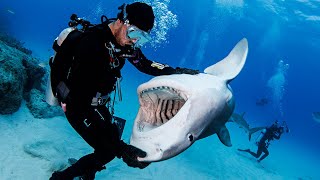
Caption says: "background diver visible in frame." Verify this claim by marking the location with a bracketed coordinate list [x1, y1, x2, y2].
[238, 120, 289, 162]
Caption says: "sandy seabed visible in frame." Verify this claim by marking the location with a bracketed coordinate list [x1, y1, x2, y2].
[0, 102, 318, 180]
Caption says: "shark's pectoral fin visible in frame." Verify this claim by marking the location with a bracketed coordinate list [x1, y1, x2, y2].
[217, 125, 232, 147]
[204, 38, 248, 83]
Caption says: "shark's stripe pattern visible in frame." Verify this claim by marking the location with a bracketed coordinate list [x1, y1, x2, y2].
[140, 87, 186, 126]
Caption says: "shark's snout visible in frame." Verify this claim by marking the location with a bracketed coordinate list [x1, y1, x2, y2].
[130, 84, 192, 162]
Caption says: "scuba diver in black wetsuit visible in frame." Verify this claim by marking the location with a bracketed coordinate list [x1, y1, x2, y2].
[238, 121, 289, 162]
[48, 2, 199, 180]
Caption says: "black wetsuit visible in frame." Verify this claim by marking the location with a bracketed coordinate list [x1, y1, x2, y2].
[239, 125, 282, 162]
[51, 24, 194, 179]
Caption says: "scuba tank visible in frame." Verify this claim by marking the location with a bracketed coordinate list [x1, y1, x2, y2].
[45, 14, 97, 106]
[45, 73, 59, 106]
[45, 27, 77, 106]
[255, 128, 266, 145]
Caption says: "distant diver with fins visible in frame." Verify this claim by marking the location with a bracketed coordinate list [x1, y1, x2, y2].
[238, 120, 289, 162]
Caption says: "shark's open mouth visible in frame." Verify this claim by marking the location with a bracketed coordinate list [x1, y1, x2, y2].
[138, 86, 187, 132]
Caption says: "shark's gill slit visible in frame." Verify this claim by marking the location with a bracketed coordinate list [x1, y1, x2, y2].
[139, 86, 187, 132]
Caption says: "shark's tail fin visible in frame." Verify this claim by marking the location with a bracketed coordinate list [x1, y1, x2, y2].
[248, 127, 267, 141]
[204, 38, 248, 82]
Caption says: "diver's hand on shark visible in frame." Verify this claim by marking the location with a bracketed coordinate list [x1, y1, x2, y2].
[120, 141, 150, 169]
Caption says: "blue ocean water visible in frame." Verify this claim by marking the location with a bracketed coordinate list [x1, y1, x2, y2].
[1, 0, 320, 178]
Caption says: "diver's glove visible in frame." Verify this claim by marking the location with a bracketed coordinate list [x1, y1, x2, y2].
[119, 141, 150, 169]
[175, 67, 200, 75]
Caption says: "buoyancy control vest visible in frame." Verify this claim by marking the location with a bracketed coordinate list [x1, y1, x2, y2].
[45, 14, 115, 106]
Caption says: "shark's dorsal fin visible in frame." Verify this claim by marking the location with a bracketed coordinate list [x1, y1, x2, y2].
[217, 125, 232, 147]
[204, 38, 248, 82]
[241, 112, 246, 118]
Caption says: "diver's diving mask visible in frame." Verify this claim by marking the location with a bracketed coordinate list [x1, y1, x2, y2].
[121, 3, 152, 49]
[126, 24, 151, 49]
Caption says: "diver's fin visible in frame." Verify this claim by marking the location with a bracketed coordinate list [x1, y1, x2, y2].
[204, 38, 248, 82]
[248, 127, 266, 141]
[217, 125, 232, 147]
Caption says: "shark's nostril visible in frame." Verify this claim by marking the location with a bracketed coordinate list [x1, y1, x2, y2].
[188, 134, 194, 142]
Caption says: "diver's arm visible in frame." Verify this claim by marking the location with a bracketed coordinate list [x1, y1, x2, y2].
[127, 49, 199, 76]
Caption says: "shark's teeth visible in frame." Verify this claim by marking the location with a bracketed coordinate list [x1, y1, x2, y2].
[139, 86, 187, 128]
[140, 86, 185, 100]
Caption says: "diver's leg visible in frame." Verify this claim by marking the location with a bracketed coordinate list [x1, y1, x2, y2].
[258, 147, 269, 162]
[50, 106, 120, 180]
[238, 148, 261, 158]
[247, 147, 262, 158]
[50, 152, 111, 180]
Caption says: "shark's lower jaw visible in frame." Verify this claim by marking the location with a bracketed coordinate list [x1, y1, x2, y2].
[137, 86, 187, 132]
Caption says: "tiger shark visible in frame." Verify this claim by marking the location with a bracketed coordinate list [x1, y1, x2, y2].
[130, 38, 248, 162]
[228, 112, 266, 141]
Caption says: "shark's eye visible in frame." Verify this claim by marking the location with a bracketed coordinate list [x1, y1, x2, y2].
[188, 134, 194, 142]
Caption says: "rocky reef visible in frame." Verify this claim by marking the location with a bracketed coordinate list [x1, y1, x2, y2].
[0, 33, 64, 118]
